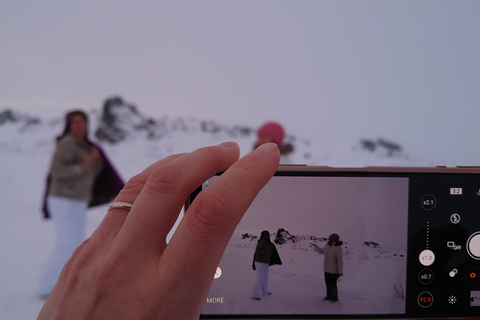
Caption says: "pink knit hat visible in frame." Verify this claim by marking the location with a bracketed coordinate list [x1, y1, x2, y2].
[329, 233, 340, 243]
[257, 122, 285, 145]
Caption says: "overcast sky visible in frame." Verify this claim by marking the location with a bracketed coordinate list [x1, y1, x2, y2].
[240, 176, 409, 250]
[1, 1, 479, 164]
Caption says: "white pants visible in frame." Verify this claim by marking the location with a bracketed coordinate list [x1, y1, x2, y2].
[252, 262, 269, 298]
[39, 196, 87, 296]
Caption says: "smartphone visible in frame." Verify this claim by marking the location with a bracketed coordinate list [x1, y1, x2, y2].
[186, 165, 480, 319]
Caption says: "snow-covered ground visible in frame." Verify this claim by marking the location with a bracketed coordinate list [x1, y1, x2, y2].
[205, 234, 405, 316]
[0, 108, 426, 319]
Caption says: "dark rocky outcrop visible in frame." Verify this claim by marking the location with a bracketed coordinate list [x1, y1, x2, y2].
[95, 96, 163, 144]
[360, 138, 402, 157]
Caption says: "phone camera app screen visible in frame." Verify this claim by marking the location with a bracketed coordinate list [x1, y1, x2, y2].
[202, 175, 408, 317]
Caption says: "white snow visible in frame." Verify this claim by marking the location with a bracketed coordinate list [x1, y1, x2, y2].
[0, 109, 424, 318]
[205, 236, 405, 316]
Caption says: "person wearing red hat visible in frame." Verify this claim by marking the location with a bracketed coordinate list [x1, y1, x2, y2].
[254, 122, 294, 164]
[310, 233, 344, 302]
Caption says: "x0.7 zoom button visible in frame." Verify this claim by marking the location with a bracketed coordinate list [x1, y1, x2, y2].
[419, 269, 434, 285]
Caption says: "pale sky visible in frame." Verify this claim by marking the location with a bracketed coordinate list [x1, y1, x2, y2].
[1, 1, 479, 164]
[240, 176, 409, 250]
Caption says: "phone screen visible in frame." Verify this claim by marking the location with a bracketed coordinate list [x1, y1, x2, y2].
[190, 171, 480, 319]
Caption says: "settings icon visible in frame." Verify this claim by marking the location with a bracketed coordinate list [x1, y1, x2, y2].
[448, 295, 457, 305]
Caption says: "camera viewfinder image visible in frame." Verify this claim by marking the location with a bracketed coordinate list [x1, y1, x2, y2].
[203, 175, 408, 316]
[471, 291, 480, 307]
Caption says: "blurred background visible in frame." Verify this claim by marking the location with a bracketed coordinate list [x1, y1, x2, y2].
[1, 1, 479, 318]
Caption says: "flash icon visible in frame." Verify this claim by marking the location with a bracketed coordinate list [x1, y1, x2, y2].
[450, 213, 461, 224]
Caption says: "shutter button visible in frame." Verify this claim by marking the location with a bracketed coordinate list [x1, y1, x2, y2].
[467, 232, 480, 260]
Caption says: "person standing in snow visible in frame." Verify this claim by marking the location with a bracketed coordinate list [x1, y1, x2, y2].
[254, 121, 294, 164]
[251, 230, 282, 300]
[39, 110, 123, 298]
[311, 233, 343, 302]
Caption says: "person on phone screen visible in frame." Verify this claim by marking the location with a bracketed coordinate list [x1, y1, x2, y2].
[311, 233, 343, 302]
[251, 230, 282, 300]
[254, 121, 294, 164]
[39, 110, 124, 298]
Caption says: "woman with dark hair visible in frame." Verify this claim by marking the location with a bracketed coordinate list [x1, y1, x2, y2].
[39, 110, 123, 298]
[251, 230, 282, 300]
[311, 233, 344, 302]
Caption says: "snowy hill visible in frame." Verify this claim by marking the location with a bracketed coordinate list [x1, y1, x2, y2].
[0, 98, 428, 318]
[0, 96, 429, 167]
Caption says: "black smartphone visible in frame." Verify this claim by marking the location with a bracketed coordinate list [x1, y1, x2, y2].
[186, 165, 480, 319]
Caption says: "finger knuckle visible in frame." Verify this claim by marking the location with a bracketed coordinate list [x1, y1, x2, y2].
[121, 173, 149, 196]
[143, 165, 183, 196]
[61, 240, 88, 274]
[188, 192, 231, 234]
[59, 240, 94, 290]
[90, 252, 124, 285]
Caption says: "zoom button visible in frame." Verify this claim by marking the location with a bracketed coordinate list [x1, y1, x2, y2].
[421, 195, 436, 211]
[419, 269, 434, 285]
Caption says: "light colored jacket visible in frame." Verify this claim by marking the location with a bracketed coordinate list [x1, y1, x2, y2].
[313, 243, 343, 274]
[48, 134, 103, 202]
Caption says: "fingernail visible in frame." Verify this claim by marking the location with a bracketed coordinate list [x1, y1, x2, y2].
[252, 143, 278, 156]
[219, 141, 238, 149]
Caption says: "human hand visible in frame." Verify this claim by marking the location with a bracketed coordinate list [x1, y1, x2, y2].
[90, 146, 101, 159]
[38, 142, 279, 320]
[81, 146, 101, 169]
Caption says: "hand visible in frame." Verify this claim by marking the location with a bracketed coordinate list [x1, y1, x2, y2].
[90, 146, 101, 159]
[310, 243, 321, 253]
[81, 146, 101, 169]
[38, 142, 279, 320]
